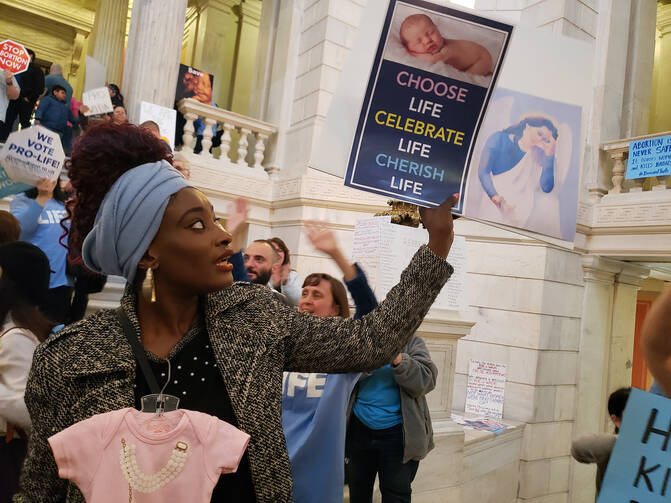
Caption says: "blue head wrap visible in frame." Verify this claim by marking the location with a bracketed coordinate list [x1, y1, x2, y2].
[82, 160, 191, 283]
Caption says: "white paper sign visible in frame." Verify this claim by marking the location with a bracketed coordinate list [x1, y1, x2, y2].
[139, 101, 176, 149]
[82, 87, 114, 116]
[350, 219, 467, 311]
[465, 359, 507, 419]
[0, 126, 64, 184]
[84, 56, 107, 92]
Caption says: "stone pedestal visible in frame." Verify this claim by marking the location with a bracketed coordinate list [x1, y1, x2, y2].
[122, 0, 187, 122]
[90, 0, 129, 86]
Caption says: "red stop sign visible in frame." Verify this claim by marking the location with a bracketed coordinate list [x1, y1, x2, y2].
[0, 40, 30, 75]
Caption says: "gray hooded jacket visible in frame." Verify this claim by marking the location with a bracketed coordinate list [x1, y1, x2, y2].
[348, 335, 437, 463]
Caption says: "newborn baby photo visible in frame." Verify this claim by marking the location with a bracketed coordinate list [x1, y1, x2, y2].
[400, 13, 493, 76]
[382, 2, 508, 87]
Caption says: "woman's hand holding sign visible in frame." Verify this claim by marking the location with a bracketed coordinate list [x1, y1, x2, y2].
[35, 177, 57, 207]
[419, 193, 458, 259]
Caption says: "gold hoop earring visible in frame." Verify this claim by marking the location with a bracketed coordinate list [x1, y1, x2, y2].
[142, 267, 157, 303]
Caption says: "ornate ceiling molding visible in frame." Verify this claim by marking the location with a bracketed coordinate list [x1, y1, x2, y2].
[3, 0, 95, 33]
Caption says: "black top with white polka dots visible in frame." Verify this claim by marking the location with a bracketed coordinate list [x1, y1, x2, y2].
[133, 320, 256, 502]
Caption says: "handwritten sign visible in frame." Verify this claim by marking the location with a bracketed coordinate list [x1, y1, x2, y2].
[350, 217, 467, 310]
[598, 388, 671, 503]
[344, 0, 512, 213]
[0, 126, 65, 185]
[82, 87, 114, 116]
[139, 101, 176, 149]
[465, 359, 506, 419]
[626, 134, 671, 180]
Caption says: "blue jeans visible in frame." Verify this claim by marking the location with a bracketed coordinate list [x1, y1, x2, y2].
[347, 415, 419, 503]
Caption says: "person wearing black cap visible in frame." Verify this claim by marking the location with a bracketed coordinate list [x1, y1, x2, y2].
[0, 241, 54, 502]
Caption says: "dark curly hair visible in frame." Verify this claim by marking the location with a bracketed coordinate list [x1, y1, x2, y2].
[64, 122, 172, 257]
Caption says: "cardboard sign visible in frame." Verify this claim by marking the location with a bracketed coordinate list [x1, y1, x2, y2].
[139, 101, 176, 149]
[0, 40, 29, 75]
[626, 134, 671, 180]
[350, 217, 467, 310]
[598, 388, 671, 503]
[344, 0, 513, 213]
[82, 87, 114, 116]
[84, 56, 107, 92]
[465, 359, 507, 419]
[0, 126, 65, 185]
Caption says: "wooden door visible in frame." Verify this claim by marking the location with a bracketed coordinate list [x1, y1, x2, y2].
[631, 300, 653, 390]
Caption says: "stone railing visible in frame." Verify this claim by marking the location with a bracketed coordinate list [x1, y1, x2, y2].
[176, 98, 278, 175]
[601, 130, 671, 194]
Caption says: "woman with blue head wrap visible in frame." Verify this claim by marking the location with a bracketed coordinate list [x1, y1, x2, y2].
[15, 122, 459, 503]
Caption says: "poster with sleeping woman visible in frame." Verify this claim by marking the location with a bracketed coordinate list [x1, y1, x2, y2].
[463, 88, 582, 241]
[344, 0, 513, 215]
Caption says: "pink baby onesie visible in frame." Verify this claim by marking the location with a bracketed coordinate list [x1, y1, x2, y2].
[49, 408, 250, 502]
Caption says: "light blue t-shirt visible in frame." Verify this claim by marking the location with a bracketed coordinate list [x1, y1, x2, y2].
[353, 364, 403, 430]
[11, 193, 70, 288]
[282, 371, 360, 503]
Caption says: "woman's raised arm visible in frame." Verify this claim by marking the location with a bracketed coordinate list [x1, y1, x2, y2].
[280, 196, 457, 373]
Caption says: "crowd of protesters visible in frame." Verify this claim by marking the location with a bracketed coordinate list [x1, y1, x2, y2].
[0, 105, 453, 503]
[0, 49, 125, 152]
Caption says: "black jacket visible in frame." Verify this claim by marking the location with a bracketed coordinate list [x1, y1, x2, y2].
[17, 64, 44, 102]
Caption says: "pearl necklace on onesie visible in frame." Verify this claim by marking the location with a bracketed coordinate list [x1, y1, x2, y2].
[119, 438, 188, 501]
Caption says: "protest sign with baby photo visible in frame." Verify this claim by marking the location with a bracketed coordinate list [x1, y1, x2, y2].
[343, 0, 513, 214]
[0, 126, 65, 185]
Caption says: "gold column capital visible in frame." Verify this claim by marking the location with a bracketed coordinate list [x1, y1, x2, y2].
[658, 2, 671, 37]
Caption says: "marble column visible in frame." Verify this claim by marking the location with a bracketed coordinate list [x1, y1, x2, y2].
[606, 263, 649, 429]
[229, 0, 262, 114]
[582, 2, 632, 198]
[122, 0, 187, 123]
[620, 0, 657, 138]
[90, 0, 129, 86]
[249, 0, 303, 178]
[189, 0, 239, 110]
[570, 257, 648, 503]
[571, 256, 619, 503]
[650, 3, 671, 133]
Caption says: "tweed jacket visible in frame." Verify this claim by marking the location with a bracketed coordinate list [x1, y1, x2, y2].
[14, 245, 452, 503]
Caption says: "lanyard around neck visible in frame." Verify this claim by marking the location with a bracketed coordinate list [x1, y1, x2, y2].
[117, 308, 160, 394]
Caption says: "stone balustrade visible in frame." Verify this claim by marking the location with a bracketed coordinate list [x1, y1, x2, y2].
[176, 98, 278, 176]
[601, 130, 671, 194]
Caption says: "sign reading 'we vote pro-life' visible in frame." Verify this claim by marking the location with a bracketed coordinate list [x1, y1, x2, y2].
[598, 388, 671, 503]
[344, 0, 513, 214]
